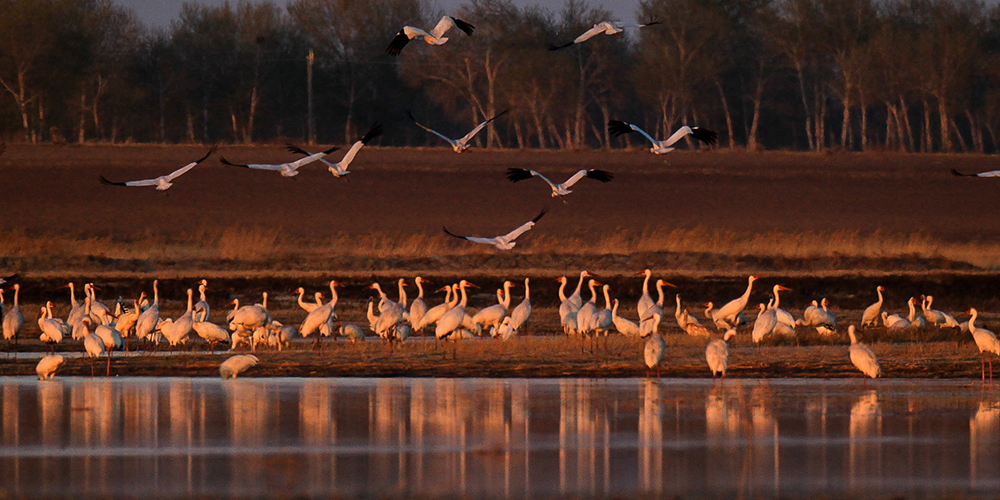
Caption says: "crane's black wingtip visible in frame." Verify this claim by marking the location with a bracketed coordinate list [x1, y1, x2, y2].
[99, 175, 126, 186]
[321, 145, 340, 155]
[405, 109, 416, 122]
[194, 145, 217, 164]
[951, 168, 972, 177]
[219, 156, 247, 168]
[286, 143, 310, 155]
[691, 127, 718, 145]
[532, 209, 547, 223]
[442, 227, 466, 240]
[505, 167, 533, 183]
[386, 32, 409, 56]
[587, 169, 614, 183]
[453, 17, 475, 36]
[361, 122, 383, 144]
[548, 43, 573, 51]
[608, 120, 634, 137]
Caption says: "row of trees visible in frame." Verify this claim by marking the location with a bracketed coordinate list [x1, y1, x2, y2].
[1, 0, 999, 152]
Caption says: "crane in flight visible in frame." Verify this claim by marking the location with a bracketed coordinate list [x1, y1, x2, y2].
[550, 20, 661, 50]
[443, 210, 546, 250]
[609, 120, 717, 154]
[506, 168, 613, 199]
[288, 123, 382, 178]
[100, 146, 215, 190]
[220, 145, 340, 177]
[407, 109, 508, 152]
[387, 16, 475, 56]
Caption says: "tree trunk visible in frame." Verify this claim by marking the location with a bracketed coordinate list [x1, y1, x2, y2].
[922, 98, 933, 152]
[793, 60, 814, 151]
[716, 79, 735, 148]
[937, 96, 951, 152]
[899, 96, 914, 152]
[78, 91, 86, 144]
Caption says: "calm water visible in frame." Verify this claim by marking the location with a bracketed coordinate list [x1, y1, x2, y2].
[0, 377, 998, 499]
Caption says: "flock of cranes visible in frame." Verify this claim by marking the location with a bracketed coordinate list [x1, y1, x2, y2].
[8, 271, 999, 383]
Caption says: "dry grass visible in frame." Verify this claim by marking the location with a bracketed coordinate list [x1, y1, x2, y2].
[4, 225, 1000, 270]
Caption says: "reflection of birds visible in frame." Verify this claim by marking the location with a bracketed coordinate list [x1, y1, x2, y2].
[706, 330, 736, 379]
[965, 308, 1000, 382]
[643, 313, 665, 377]
[36, 354, 65, 380]
[506, 168, 613, 199]
[386, 16, 475, 56]
[220, 354, 259, 379]
[443, 210, 546, 250]
[848, 325, 881, 379]
[407, 109, 507, 152]
[549, 20, 661, 50]
[609, 120, 717, 154]
[100, 147, 215, 190]
[970, 401, 1000, 481]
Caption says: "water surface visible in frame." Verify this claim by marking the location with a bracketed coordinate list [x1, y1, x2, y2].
[1, 377, 998, 499]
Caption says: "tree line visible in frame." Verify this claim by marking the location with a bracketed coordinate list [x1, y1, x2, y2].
[1, 0, 998, 153]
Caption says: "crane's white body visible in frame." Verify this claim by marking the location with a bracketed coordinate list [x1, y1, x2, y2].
[706, 330, 737, 378]
[36, 354, 65, 380]
[862, 286, 885, 328]
[713, 276, 758, 329]
[2, 284, 23, 341]
[848, 325, 881, 379]
[611, 299, 640, 337]
[220, 355, 259, 379]
[752, 304, 776, 344]
[509, 278, 532, 332]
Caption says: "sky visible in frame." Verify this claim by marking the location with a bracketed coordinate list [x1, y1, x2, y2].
[119, 0, 639, 29]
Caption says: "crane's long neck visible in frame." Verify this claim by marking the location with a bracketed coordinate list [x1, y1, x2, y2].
[69, 283, 78, 306]
[261, 293, 268, 309]
[449, 286, 460, 307]
[907, 300, 916, 321]
[367, 301, 376, 324]
[675, 295, 682, 316]
[13, 285, 18, 306]
[704, 303, 714, 319]
[397, 280, 407, 307]
[85, 297, 91, 315]
[612, 300, 619, 319]
[574, 272, 587, 296]
[459, 284, 469, 308]
[297, 289, 307, 308]
[524, 279, 530, 300]
[849, 327, 858, 345]
[970, 310, 979, 333]
[642, 272, 651, 296]
[740, 278, 754, 304]
[603, 286, 611, 309]
[187, 289, 194, 313]
[415, 279, 425, 299]
[199, 285, 207, 302]
[772, 286, 781, 309]
[558, 280, 568, 302]
[153, 281, 159, 306]
[588, 281, 599, 303]
[876, 288, 883, 306]
[314, 293, 323, 307]
[46, 302, 54, 319]
[329, 282, 338, 307]
[232, 299, 239, 313]
[502, 282, 512, 308]
[656, 282, 665, 306]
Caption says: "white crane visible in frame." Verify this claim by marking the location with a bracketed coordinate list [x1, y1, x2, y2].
[192, 307, 231, 351]
[608, 120, 718, 154]
[83, 283, 111, 325]
[566, 270, 592, 309]
[220, 144, 339, 177]
[135, 280, 160, 341]
[712, 275, 759, 330]
[194, 280, 210, 321]
[83, 329, 106, 376]
[291, 123, 383, 178]
[338, 322, 366, 343]
[637, 269, 655, 319]
[3, 283, 23, 344]
[406, 109, 507, 152]
[386, 16, 475, 56]
[752, 303, 776, 345]
[160, 288, 195, 347]
[770, 285, 796, 330]
[848, 325, 881, 380]
[881, 310, 910, 333]
[100, 146, 215, 190]
[675, 294, 701, 329]
[36, 354, 65, 380]
[706, 329, 737, 380]
[643, 312, 666, 378]
[435, 280, 476, 356]
[953, 168, 1000, 177]
[590, 284, 614, 338]
[472, 280, 515, 331]
[922, 295, 959, 328]
[861, 286, 885, 328]
[965, 308, 1000, 382]
[65, 282, 85, 329]
[506, 168, 613, 199]
[640, 279, 675, 337]
[611, 299, 640, 337]
[549, 19, 661, 50]
[575, 279, 602, 337]
[294, 287, 323, 313]
[39, 302, 68, 350]
[409, 277, 429, 334]
[415, 285, 455, 331]
[509, 278, 532, 332]
[683, 311, 713, 337]
[220, 354, 259, 379]
[906, 297, 926, 331]
[443, 209, 546, 250]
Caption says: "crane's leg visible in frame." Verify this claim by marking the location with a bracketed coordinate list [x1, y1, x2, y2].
[983, 355, 987, 384]
[990, 356, 994, 384]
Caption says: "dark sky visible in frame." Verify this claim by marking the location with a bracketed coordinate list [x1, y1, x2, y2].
[118, 0, 639, 29]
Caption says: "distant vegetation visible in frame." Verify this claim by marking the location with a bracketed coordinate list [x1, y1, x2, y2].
[0, 0, 997, 152]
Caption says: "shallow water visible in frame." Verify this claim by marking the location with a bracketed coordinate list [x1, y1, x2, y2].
[0, 377, 998, 499]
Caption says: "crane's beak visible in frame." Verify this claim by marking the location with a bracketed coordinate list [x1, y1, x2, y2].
[778, 286, 792, 292]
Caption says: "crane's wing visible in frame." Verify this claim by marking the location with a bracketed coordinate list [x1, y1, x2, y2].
[506, 168, 555, 189]
[406, 110, 457, 145]
[431, 16, 474, 38]
[612, 121, 659, 146]
[561, 169, 613, 188]
[442, 227, 496, 246]
[574, 23, 608, 43]
[386, 29, 411, 56]
[164, 145, 215, 180]
[100, 175, 157, 187]
[220, 156, 286, 171]
[689, 127, 718, 145]
[502, 210, 546, 241]
[335, 122, 382, 169]
[286, 144, 340, 156]
[457, 109, 509, 145]
[953, 168, 1000, 177]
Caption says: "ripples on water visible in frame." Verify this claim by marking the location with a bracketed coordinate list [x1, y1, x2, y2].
[0, 378, 998, 499]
